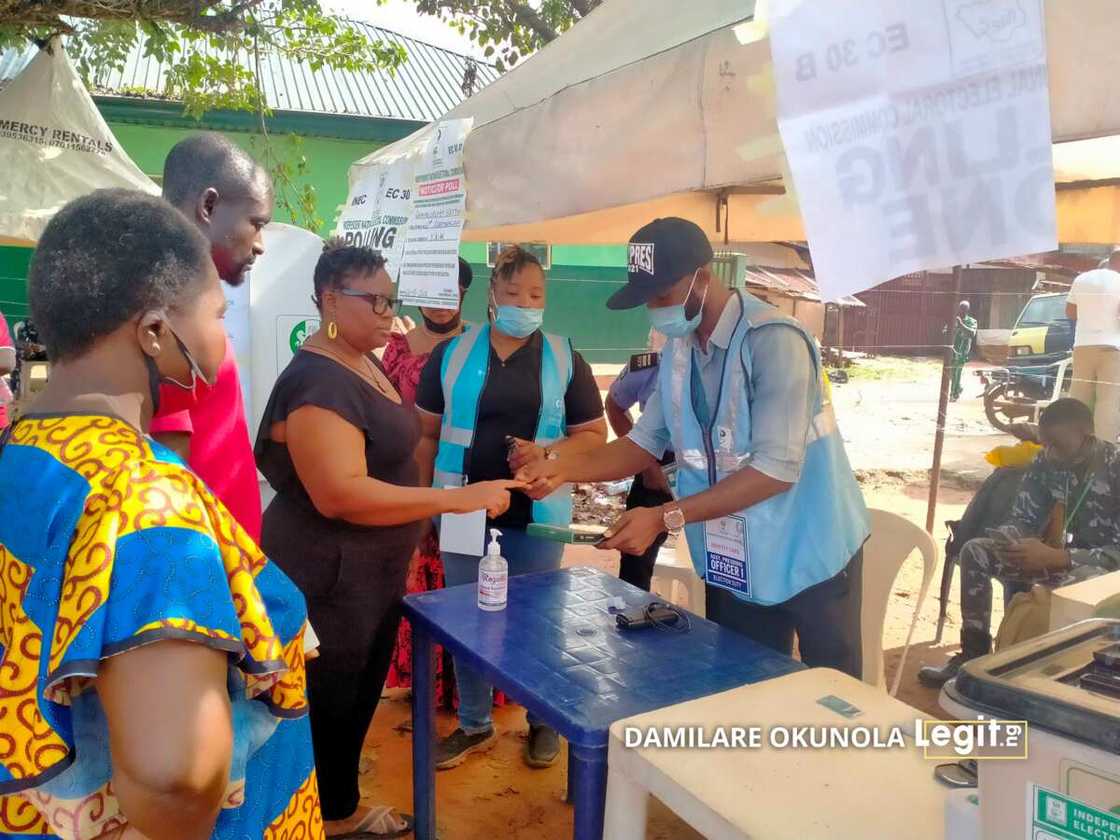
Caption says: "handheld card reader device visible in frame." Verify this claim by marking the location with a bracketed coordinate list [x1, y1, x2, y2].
[615, 600, 690, 633]
[526, 523, 609, 544]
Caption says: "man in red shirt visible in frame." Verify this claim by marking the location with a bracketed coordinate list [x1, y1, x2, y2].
[0, 309, 13, 429]
[151, 134, 272, 540]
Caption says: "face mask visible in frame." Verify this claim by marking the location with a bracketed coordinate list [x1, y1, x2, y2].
[647, 269, 708, 338]
[422, 311, 462, 334]
[490, 291, 543, 338]
[143, 314, 212, 411]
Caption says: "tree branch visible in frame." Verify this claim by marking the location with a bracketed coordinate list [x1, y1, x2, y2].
[506, 2, 559, 43]
[569, 0, 593, 18]
[0, 0, 268, 33]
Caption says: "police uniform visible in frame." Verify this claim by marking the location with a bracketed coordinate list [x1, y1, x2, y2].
[607, 350, 675, 590]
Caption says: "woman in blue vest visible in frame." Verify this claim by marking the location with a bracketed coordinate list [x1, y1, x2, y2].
[519, 218, 870, 679]
[416, 245, 606, 770]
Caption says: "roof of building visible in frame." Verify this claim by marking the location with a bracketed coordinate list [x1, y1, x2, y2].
[744, 266, 865, 308]
[0, 21, 499, 123]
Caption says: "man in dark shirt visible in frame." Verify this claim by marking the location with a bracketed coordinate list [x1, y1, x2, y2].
[920, 398, 1120, 686]
[605, 345, 675, 590]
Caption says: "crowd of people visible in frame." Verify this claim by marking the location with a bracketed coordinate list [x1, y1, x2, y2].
[1, 129, 1117, 839]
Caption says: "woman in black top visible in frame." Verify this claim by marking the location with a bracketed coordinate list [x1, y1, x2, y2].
[415, 246, 607, 771]
[256, 241, 518, 839]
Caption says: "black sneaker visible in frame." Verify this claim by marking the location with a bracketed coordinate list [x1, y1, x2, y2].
[524, 724, 561, 768]
[435, 727, 497, 770]
[918, 652, 975, 688]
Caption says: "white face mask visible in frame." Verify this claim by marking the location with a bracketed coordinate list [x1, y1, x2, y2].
[646, 269, 707, 338]
[143, 313, 212, 412]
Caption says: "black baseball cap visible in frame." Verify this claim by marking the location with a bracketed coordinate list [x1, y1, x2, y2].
[606, 217, 714, 310]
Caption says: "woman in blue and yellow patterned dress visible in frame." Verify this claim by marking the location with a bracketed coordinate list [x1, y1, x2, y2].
[0, 189, 321, 840]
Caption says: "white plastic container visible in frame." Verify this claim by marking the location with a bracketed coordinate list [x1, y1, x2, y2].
[478, 528, 508, 612]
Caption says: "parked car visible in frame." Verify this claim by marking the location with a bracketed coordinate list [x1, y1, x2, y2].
[981, 292, 1073, 433]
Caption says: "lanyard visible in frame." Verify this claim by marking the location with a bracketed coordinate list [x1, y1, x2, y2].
[1064, 471, 1096, 533]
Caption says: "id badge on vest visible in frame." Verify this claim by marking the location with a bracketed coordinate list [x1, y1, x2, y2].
[704, 514, 751, 596]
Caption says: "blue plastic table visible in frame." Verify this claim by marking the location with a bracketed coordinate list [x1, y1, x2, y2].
[404, 566, 802, 840]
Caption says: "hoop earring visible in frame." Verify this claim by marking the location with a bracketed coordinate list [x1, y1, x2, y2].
[327, 321, 338, 340]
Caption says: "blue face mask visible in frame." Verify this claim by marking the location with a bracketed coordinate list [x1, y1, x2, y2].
[492, 306, 544, 338]
[647, 269, 707, 338]
[492, 302, 544, 338]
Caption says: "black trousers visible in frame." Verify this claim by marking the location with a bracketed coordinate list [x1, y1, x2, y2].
[706, 549, 864, 678]
[618, 470, 674, 591]
[262, 497, 414, 821]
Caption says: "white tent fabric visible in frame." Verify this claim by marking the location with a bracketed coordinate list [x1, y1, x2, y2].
[349, 0, 1120, 245]
[0, 40, 158, 244]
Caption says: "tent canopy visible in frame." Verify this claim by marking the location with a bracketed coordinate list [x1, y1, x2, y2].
[350, 0, 1120, 246]
[0, 40, 157, 245]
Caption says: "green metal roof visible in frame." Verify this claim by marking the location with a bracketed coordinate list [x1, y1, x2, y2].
[0, 21, 499, 124]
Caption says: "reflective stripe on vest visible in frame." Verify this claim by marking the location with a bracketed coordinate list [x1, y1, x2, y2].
[434, 325, 575, 525]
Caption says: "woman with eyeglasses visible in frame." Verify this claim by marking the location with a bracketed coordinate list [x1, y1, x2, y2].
[255, 239, 520, 839]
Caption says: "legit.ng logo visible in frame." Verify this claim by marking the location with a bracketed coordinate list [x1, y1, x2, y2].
[289, 318, 320, 354]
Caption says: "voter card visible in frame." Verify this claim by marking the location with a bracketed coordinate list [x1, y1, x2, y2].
[440, 509, 486, 556]
[704, 514, 750, 595]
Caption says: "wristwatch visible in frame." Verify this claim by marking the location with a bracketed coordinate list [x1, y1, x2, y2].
[662, 502, 685, 534]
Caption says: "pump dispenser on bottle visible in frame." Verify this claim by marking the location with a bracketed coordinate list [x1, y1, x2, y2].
[478, 528, 508, 611]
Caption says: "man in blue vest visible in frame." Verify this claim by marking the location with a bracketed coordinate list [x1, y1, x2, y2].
[520, 218, 870, 676]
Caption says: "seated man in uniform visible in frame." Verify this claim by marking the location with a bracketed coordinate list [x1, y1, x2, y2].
[921, 398, 1120, 686]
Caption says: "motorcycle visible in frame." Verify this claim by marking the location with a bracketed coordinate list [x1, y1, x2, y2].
[979, 353, 1071, 434]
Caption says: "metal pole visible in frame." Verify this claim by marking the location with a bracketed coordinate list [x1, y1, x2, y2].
[925, 265, 964, 533]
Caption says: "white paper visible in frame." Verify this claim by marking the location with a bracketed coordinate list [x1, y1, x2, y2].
[769, 0, 1057, 301]
[440, 509, 486, 557]
[333, 158, 413, 279]
[398, 119, 473, 310]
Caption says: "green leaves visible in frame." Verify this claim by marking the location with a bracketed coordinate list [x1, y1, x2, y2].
[249, 133, 323, 232]
[410, 0, 601, 73]
[0, 2, 405, 116]
[0, 1, 407, 231]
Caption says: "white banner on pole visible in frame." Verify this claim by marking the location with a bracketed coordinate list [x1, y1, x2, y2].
[335, 119, 472, 309]
[769, 0, 1057, 301]
[333, 158, 412, 278]
[398, 120, 472, 309]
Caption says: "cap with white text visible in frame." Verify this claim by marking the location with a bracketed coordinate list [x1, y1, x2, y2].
[606, 217, 714, 310]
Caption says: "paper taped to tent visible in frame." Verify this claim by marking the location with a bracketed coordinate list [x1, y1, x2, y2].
[0, 39, 157, 246]
[347, 0, 1120, 264]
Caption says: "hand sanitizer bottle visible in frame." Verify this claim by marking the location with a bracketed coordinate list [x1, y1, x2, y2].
[478, 528, 508, 612]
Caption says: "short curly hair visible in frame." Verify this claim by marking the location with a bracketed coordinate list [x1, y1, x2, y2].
[312, 236, 388, 309]
[29, 189, 213, 361]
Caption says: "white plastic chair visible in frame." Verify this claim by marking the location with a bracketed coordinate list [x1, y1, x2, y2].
[861, 508, 939, 694]
[651, 539, 706, 618]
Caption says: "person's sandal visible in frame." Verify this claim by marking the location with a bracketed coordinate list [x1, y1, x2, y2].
[328, 805, 414, 838]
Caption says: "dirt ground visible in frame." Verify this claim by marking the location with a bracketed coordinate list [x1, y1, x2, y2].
[355, 356, 1013, 839]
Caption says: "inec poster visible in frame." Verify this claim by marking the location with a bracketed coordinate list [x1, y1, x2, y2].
[334, 119, 472, 309]
[333, 158, 412, 280]
[769, 0, 1057, 301]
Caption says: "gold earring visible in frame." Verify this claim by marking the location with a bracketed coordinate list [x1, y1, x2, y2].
[327, 321, 338, 340]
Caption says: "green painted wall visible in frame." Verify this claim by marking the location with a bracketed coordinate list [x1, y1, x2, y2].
[3, 113, 647, 361]
[0, 246, 32, 321]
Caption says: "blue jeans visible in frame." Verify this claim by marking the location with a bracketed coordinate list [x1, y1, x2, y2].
[442, 527, 565, 734]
